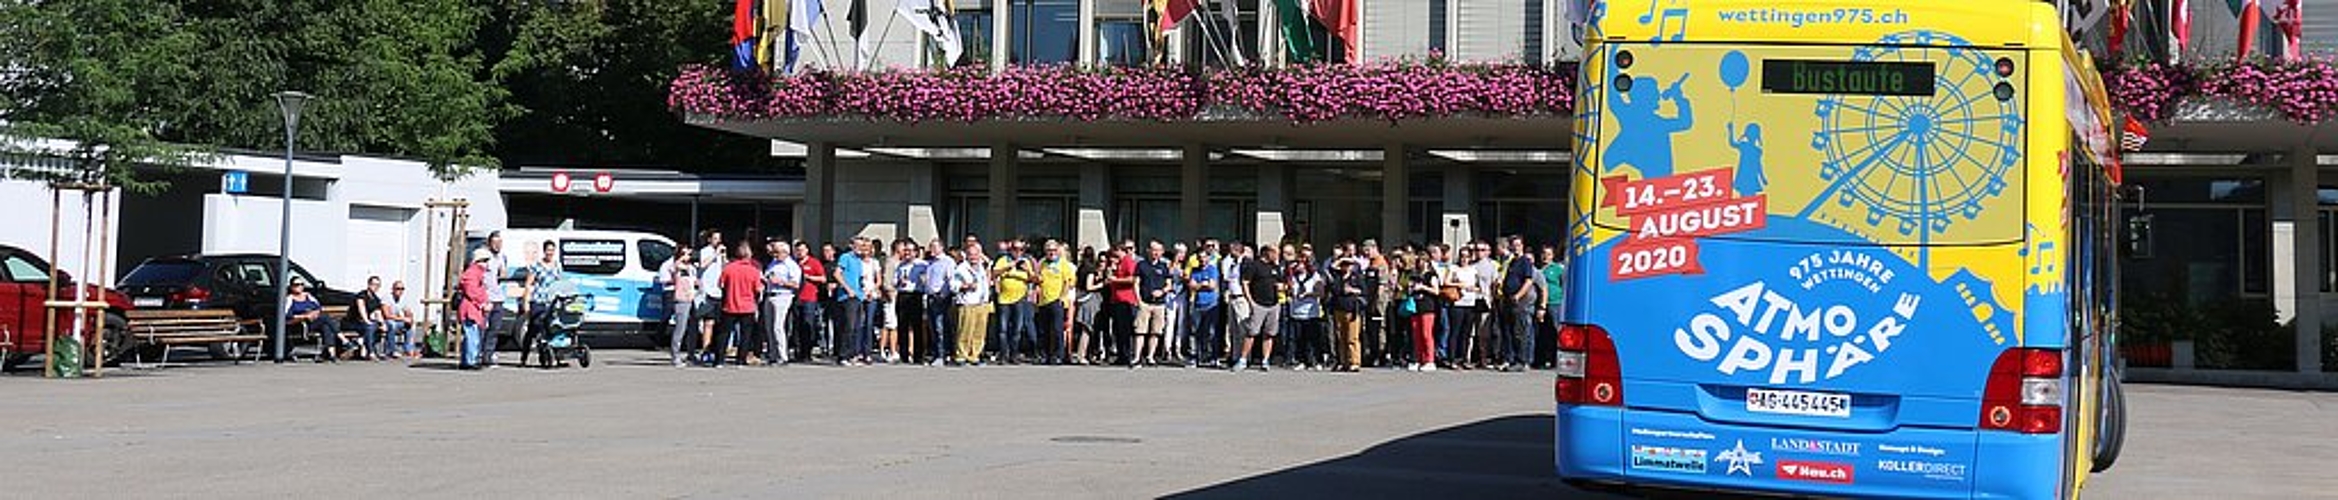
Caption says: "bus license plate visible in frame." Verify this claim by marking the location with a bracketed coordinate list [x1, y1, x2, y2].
[1746, 388, 1851, 418]
[133, 297, 163, 308]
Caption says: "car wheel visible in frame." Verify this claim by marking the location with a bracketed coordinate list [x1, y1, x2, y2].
[0, 353, 29, 372]
[98, 313, 132, 366]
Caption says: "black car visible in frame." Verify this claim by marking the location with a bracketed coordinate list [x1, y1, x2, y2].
[118, 254, 360, 346]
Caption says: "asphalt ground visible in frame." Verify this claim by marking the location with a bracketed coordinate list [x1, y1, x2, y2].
[0, 348, 2328, 499]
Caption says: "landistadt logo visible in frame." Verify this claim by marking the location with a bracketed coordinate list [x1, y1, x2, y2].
[1770, 437, 1861, 457]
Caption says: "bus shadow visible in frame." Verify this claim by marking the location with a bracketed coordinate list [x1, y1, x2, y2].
[1163, 414, 1613, 500]
[1163, 414, 1774, 500]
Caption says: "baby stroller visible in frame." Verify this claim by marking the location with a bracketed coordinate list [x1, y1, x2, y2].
[526, 278, 593, 369]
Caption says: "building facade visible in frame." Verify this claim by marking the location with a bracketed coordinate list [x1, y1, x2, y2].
[687, 0, 2338, 376]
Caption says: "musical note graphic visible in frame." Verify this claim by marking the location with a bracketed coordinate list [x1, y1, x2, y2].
[1636, 0, 1689, 42]
[2025, 241, 2057, 275]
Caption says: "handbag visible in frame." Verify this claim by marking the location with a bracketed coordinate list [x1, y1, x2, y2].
[1397, 296, 1418, 317]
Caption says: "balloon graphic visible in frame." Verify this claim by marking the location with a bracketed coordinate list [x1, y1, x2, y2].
[1719, 51, 1750, 91]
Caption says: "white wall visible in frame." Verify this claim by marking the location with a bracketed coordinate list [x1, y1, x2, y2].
[192, 155, 505, 293]
[201, 194, 348, 286]
[0, 180, 125, 286]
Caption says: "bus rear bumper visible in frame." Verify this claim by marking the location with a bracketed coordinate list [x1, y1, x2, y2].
[1557, 405, 2071, 499]
[1970, 432, 2066, 499]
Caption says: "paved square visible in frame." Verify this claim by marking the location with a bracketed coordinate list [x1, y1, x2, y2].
[0, 350, 2329, 499]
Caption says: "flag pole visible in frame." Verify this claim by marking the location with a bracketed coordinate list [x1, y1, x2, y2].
[866, 8, 901, 71]
[824, 7, 847, 69]
[1188, 3, 1233, 67]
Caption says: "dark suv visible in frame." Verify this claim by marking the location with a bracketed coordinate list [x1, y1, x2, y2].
[0, 244, 135, 371]
[118, 254, 357, 347]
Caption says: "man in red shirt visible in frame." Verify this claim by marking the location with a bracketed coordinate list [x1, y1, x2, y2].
[793, 241, 826, 363]
[717, 242, 766, 367]
[1107, 240, 1140, 365]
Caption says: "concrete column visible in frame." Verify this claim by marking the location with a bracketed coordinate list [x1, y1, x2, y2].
[1078, 0, 1097, 68]
[1256, 163, 1291, 246]
[1180, 145, 1209, 243]
[993, 0, 1012, 72]
[905, 162, 944, 245]
[989, 144, 1020, 241]
[1078, 163, 1113, 250]
[1441, 163, 1475, 245]
[2294, 146, 2324, 373]
[1383, 144, 1411, 245]
[801, 142, 837, 247]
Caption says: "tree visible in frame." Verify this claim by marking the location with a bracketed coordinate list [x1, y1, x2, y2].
[0, 0, 214, 193]
[3, 0, 510, 179]
[486, 0, 786, 173]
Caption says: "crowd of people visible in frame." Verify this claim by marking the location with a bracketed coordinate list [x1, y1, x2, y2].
[655, 229, 1570, 373]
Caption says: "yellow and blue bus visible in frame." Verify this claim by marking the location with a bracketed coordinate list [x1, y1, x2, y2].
[1556, 0, 2127, 497]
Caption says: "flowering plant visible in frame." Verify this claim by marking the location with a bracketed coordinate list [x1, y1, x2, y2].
[2108, 59, 2338, 124]
[669, 61, 1577, 124]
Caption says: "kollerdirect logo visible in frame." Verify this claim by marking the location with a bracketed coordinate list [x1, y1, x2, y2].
[1877, 459, 1969, 482]
[1775, 459, 1856, 484]
[1630, 445, 1711, 474]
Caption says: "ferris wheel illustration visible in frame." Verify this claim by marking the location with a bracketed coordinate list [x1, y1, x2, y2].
[1803, 30, 2023, 247]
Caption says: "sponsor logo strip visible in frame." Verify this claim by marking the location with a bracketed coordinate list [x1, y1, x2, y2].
[1630, 445, 1711, 474]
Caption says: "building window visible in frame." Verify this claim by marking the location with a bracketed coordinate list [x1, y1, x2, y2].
[1096, 18, 1148, 66]
[2118, 177, 2271, 303]
[1191, 0, 1264, 67]
[955, 8, 995, 67]
[1010, 0, 1080, 64]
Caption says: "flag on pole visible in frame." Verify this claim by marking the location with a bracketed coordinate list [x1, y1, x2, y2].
[847, 0, 872, 69]
[734, 0, 760, 45]
[2120, 116, 2151, 152]
[760, 0, 793, 73]
[2232, 0, 2262, 59]
[2275, 0, 2302, 61]
[2109, 0, 2131, 54]
[896, 0, 964, 67]
[789, 0, 826, 71]
[1307, 0, 1356, 60]
[1217, 0, 1249, 65]
[1154, 0, 1200, 33]
[733, 0, 761, 71]
[1272, 0, 1321, 62]
[2172, 0, 2191, 59]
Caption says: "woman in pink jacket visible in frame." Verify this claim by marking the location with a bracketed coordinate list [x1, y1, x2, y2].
[459, 248, 492, 369]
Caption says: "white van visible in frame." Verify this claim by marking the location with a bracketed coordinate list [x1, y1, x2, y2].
[469, 227, 679, 337]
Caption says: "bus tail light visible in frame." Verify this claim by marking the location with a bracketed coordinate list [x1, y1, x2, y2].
[1981, 348, 2065, 434]
[1555, 323, 1623, 406]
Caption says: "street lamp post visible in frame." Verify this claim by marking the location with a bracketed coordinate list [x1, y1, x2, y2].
[272, 91, 311, 363]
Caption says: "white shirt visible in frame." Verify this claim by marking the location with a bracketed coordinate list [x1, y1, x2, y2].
[767, 258, 801, 301]
[953, 259, 992, 305]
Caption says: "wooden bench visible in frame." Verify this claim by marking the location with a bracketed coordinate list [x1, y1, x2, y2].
[126, 309, 265, 366]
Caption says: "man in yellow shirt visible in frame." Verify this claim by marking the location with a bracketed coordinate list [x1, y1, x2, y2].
[992, 240, 1035, 364]
[1033, 239, 1078, 365]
